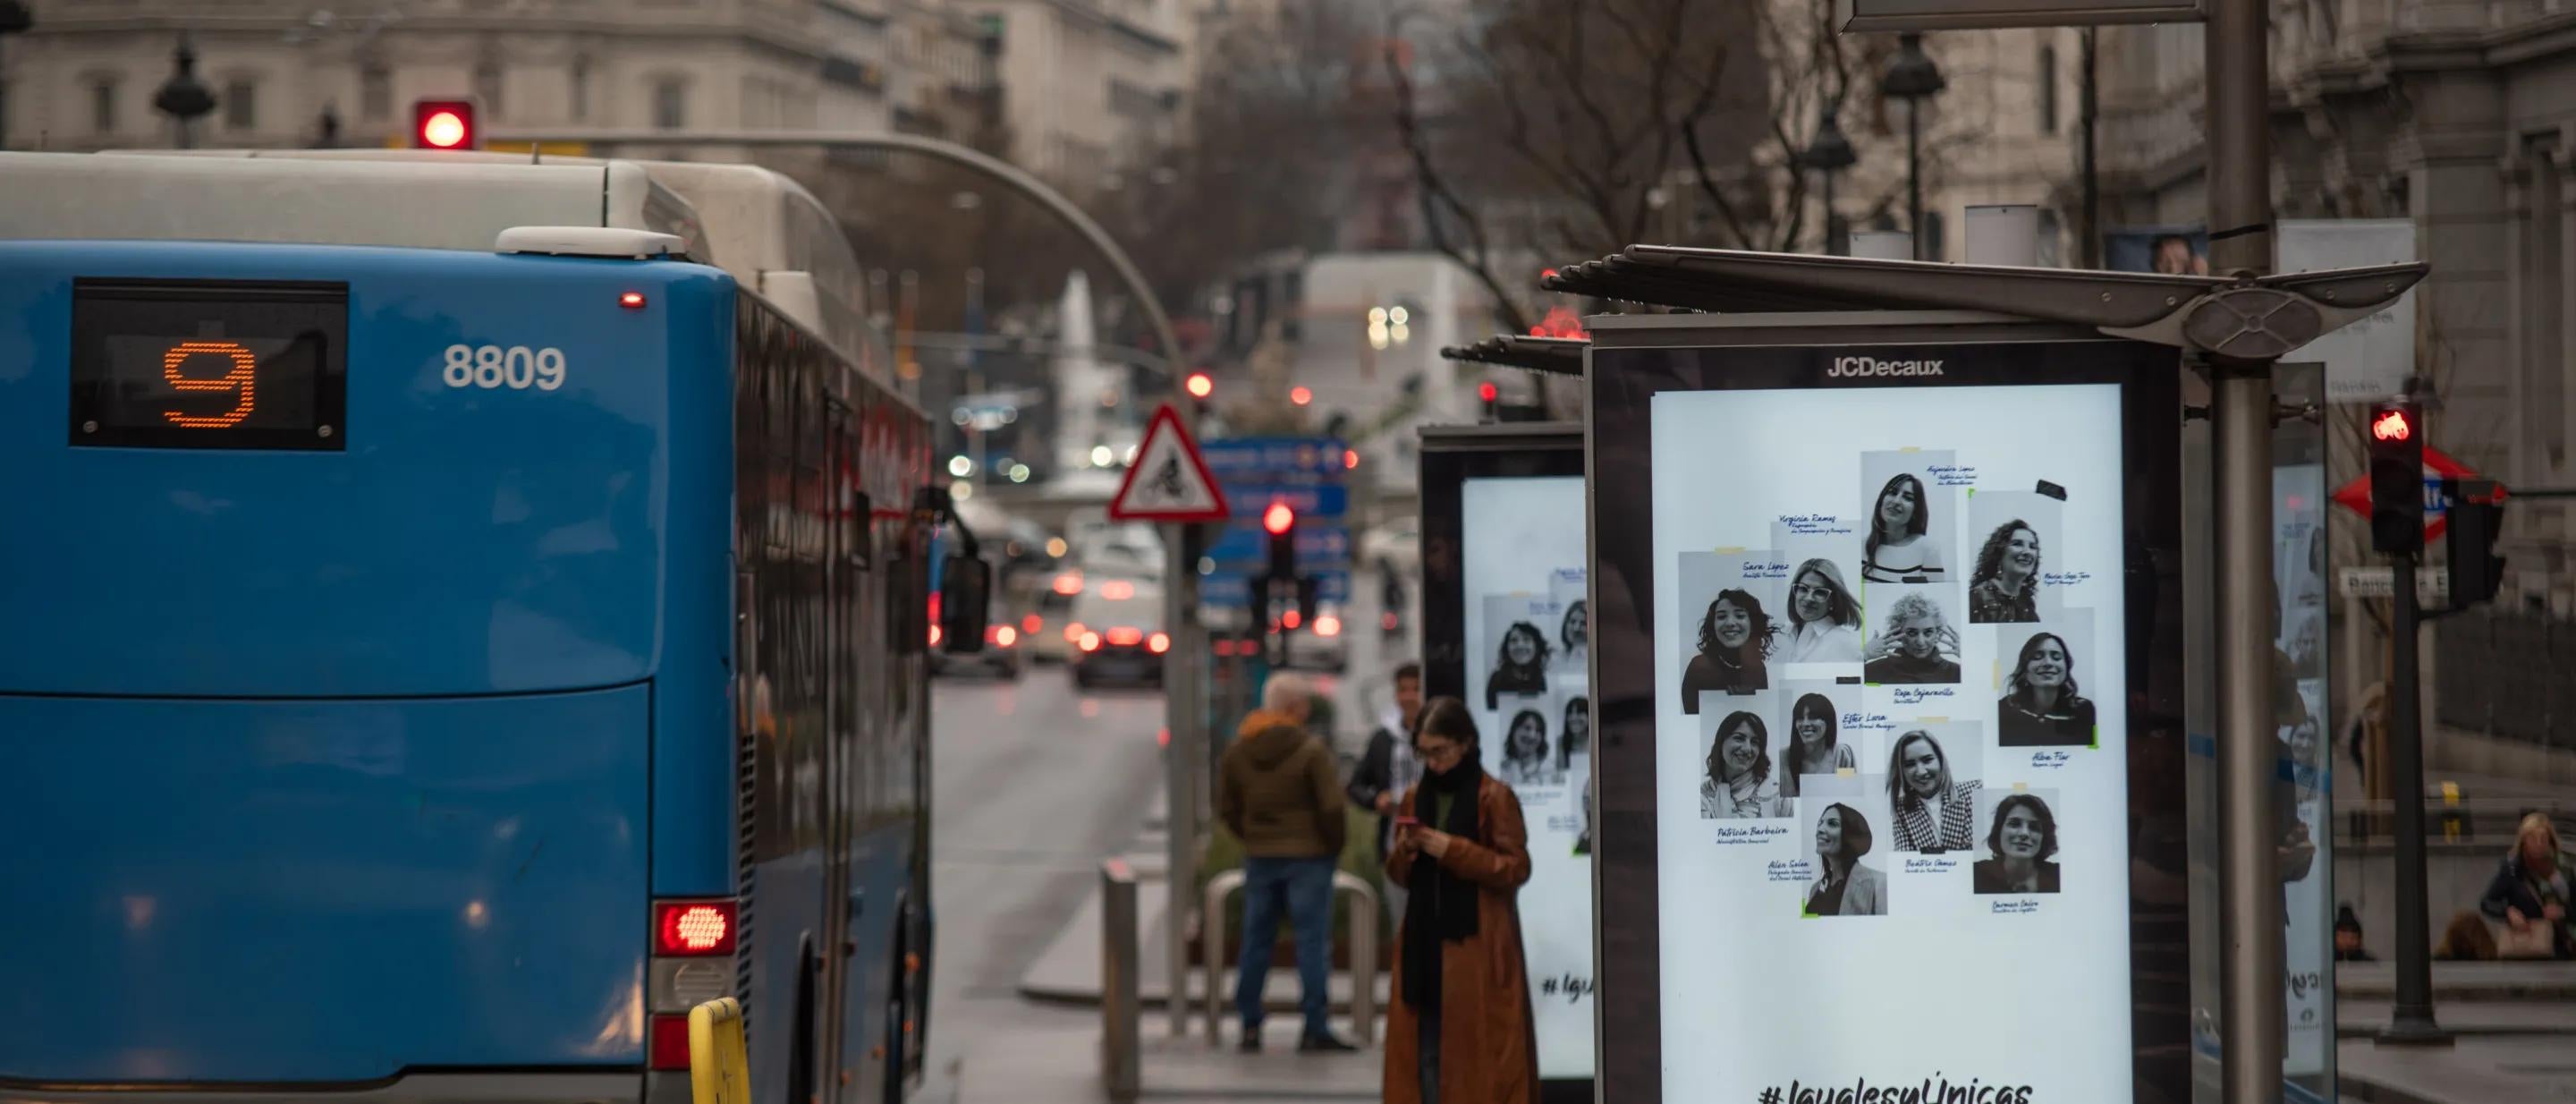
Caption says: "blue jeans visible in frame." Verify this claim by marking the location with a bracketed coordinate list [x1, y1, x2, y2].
[1234, 854, 1336, 1038]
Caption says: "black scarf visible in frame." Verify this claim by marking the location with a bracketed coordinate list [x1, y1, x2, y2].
[1402, 756, 1484, 1016]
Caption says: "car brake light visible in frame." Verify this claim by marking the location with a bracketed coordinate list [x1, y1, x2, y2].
[1316, 615, 1342, 637]
[1148, 632, 1170, 654]
[1106, 626, 1142, 647]
[1101, 581, 1135, 599]
[928, 624, 942, 646]
[657, 900, 737, 955]
[1079, 632, 1102, 652]
[1052, 573, 1083, 596]
[993, 625, 1017, 647]
[1213, 639, 1236, 657]
[649, 1014, 691, 1070]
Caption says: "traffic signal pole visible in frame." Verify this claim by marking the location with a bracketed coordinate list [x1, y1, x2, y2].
[2381, 548, 2446, 1043]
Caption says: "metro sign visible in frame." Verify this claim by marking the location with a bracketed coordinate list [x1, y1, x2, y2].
[2331, 443, 2478, 540]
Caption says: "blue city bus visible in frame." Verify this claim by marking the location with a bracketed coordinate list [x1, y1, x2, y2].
[0, 156, 979, 1104]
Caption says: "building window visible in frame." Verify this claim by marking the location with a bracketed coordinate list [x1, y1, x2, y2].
[2038, 45, 2059, 135]
[361, 64, 392, 121]
[571, 56, 590, 122]
[475, 59, 504, 120]
[92, 79, 120, 134]
[653, 79, 687, 130]
[224, 80, 257, 132]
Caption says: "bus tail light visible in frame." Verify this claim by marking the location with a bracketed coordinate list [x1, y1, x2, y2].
[1148, 632, 1170, 654]
[649, 1014, 692, 1070]
[657, 900, 737, 955]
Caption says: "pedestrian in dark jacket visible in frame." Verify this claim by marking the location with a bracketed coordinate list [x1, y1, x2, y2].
[2479, 813, 2572, 960]
[1349, 661, 1427, 930]
[1216, 673, 1357, 1051]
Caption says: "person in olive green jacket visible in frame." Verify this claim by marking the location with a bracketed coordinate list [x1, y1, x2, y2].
[1216, 673, 1355, 1053]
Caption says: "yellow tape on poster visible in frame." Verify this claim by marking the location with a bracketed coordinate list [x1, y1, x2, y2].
[690, 998, 751, 1104]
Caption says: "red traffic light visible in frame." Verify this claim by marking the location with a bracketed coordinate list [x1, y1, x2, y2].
[1185, 371, 1214, 400]
[1262, 501, 1295, 536]
[413, 99, 476, 149]
[2369, 407, 2413, 443]
[1290, 386, 1312, 406]
[1478, 380, 1498, 403]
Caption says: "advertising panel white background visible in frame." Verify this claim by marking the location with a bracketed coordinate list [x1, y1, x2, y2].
[1462, 474, 1595, 1080]
[1649, 383, 2133, 1103]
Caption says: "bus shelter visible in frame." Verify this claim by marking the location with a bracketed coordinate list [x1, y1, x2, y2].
[1416, 416, 1593, 1104]
[1533, 244, 2414, 1104]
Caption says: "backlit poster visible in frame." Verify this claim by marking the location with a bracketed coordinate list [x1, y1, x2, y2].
[1589, 332, 2186, 1104]
[1462, 474, 1596, 1080]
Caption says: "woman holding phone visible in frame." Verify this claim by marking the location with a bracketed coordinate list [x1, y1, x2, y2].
[1383, 698, 1539, 1104]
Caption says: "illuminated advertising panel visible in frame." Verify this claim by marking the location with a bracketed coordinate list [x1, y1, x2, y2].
[1421, 424, 1594, 1099]
[1589, 320, 2187, 1104]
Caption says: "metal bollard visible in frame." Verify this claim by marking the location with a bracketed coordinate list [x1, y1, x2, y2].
[1101, 859, 1140, 1103]
[1199, 868, 1380, 1049]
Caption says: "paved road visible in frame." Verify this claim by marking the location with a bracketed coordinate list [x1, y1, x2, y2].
[919, 662, 1168, 1102]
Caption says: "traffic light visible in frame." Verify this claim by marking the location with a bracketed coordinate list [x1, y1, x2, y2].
[2445, 479, 2508, 607]
[1478, 379, 1498, 421]
[1262, 499, 1296, 582]
[1184, 370, 1214, 402]
[412, 99, 477, 149]
[2366, 400, 2423, 554]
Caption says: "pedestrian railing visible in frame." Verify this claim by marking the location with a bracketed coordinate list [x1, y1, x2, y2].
[1199, 867, 1379, 1049]
[2336, 794, 2574, 845]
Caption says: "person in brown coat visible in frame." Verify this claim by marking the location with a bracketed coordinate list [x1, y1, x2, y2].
[1384, 697, 1539, 1104]
[1216, 673, 1355, 1051]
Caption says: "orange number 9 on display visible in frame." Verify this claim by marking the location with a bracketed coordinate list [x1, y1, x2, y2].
[160, 340, 257, 429]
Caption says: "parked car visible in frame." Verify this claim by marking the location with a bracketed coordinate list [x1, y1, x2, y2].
[1283, 600, 1350, 674]
[930, 585, 1023, 680]
[1028, 567, 1085, 665]
[1067, 576, 1167, 690]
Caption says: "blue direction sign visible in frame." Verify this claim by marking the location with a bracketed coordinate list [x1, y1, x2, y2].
[1197, 437, 1352, 608]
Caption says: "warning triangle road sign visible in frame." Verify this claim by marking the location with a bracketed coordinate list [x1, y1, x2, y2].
[1108, 403, 1231, 522]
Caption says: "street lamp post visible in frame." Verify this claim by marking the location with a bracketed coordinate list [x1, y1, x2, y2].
[0, 0, 32, 150]
[154, 32, 218, 149]
[1798, 105, 1859, 256]
[1878, 33, 1946, 261]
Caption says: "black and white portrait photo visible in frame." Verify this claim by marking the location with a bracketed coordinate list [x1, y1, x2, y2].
[1677, 551, 1781, 714]
[1560, 599, 1589, 658]
[1966, 491, 2063, 625]
[1860, 451, 1959, 584]
[1698, 702, 1787, 820]
[1776, 684, 1863, 801]
[1862, 589, 1963, 684]
[1973, 789, 2064, 895]
[1797, 773, 1892, 916]
[1996, 612, 2100, 747]
[1482, 596, 1556, 710]
[1500, 703, 1562, 787]
[1885, 725, 1985, 853]
[1557, 694, 1591, 772]
[1771, 521, 1867, 667]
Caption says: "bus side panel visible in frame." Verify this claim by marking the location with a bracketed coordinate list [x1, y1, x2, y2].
[650, 280, 741, 899]
[0, 687, 651, 1083]
[735, 301, 835, 1104]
